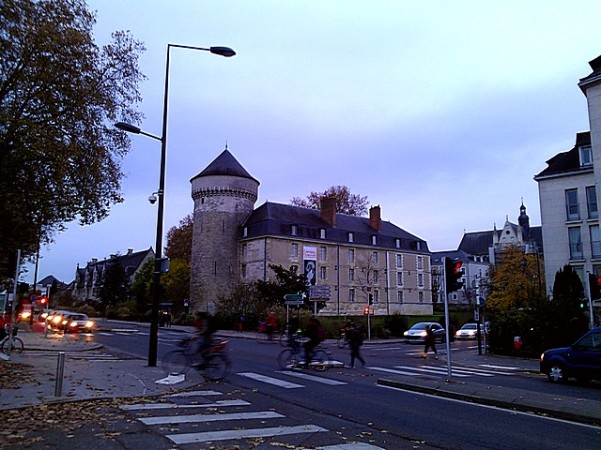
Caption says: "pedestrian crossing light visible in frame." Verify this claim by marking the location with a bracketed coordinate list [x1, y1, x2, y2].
[445, 258, 464, 292]
[589, 273, 601, 300]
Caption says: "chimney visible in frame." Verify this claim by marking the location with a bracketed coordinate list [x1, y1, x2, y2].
[369, 205, 381, 232]
[127, 248, 133, 255]
[320, 196, 337, 227]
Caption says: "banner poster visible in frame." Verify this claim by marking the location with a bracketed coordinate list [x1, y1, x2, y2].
[303, 247, 317, 286]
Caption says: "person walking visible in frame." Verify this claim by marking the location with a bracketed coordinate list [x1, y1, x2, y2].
[423, 324, 438, 359]
[348, 322, 365, 368]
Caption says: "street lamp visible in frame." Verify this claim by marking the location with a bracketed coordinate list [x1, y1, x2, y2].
[115, 43, 235, 367]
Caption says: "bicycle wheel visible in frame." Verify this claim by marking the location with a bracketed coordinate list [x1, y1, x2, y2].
[310, 349, 329, 372]
[1, 337, 24, 354]
[162, 350, 191, 376]
[279, 333, 289, 347]
[203, 353, 231, 381]
[277, 348, 298, 370]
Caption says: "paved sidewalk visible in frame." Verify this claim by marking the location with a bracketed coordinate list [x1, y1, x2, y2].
[1, 323, 600, 428]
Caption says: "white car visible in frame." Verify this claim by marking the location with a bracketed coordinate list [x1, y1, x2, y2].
[455, 322, 487, 340]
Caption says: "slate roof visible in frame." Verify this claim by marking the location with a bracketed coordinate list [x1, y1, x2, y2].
[534, 132, 591, 179]
[190, 149, 259, 184]
[457, 225, 543, 256]
[242, 202, 429, 253]
[75, 248, 154, 287]
[579, 55, 601, 93]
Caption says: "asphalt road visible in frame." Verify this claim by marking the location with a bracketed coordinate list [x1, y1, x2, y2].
[90, 325, 601, 449]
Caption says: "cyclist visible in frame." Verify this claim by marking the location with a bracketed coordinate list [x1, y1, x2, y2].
[193, 312, 216, 357]
[303, 316, 324, 365]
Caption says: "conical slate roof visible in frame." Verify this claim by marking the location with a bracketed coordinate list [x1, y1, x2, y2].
[190, 149, 258, 183]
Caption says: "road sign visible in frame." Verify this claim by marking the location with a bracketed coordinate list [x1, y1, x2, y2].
[309, 285, 331, 299]
[285, 300, 304, 306]
[283, 294, 303, 301]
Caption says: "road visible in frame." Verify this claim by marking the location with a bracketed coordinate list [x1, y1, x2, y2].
[91, 325, 601, 449]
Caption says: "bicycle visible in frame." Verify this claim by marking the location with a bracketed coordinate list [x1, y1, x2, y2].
[277, 335, 329, 371]
[1, 326, 24, 355]
[256, 322, 281, 344]
[162, 337, 231, 381]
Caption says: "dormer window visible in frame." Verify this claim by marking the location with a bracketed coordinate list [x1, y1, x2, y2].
[371, 235, 377, 245]
[291, 225, 298, 236]
[320, 228, 326, 239]
[348, 232, 354, 243]
[580, 145, 593, 166]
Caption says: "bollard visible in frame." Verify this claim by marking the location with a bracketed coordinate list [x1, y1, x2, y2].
[55, 352, 66, 397]
[513, 336, 522, 350]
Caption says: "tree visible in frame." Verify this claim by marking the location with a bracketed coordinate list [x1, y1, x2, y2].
[290, 185, 369, 216]
[161, 258, 190, 317]
[165, 215, 193, 264]
[0, 0, 146, 277]
[97, 258, 128, 312]
[255, 264, 309, 308]
[130, 259, 154, 318]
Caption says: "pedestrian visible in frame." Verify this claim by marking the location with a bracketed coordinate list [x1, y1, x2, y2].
[348, 322, 365, 368]
[237, 314, 245, 332]
[423, 324, 438, 359]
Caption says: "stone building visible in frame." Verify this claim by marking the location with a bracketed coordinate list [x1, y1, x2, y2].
[190, 148, 432, 316]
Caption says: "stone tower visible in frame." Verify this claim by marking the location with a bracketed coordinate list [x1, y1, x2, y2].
[189, 148, 259, 313]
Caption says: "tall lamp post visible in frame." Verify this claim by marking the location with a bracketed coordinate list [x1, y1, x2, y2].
[115, 44, 235, 366]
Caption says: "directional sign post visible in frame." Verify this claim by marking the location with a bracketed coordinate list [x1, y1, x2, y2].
[283, 294, 304, 327]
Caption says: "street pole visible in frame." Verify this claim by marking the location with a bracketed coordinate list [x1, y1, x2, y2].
[443, 257, 452, 379]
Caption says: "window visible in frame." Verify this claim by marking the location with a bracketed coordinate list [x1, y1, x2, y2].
[348, 249, 355, 264]
[320, 228, 326, 239]
[580, 145, 593, 166]
[373, 270, 379, 284]
[371, 251, 378, 264]
[371, 235, 377, 245]
[320, 246, 327, 261]
[242, 243, 248, 258]
[349, 268, 355, 282]
[241, 263, 247, 279]
[591, 225, 601, 258]
[587, 186, 598, 219]
[565, 189, 580, 221]
[291, 243, 299, 258]
[417, 273, 424, 287]
[396, 254, 403, 268]
[373, 289, 379, 304]
[395, 239, 401, 249]
[349, 288, 355, 303]
[568, 227, 583, 259]
[320, 266, 327, 280]
[397, 291, 403, 303]
[348, 232, 354, 243]
[417, 256, 423, 270]
[396, 272, 403, 286]
[243, 227, 248, 237]
[418, 291, 424, 303]
[291, 225, 298, 236]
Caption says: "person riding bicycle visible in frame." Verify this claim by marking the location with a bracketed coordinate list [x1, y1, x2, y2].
[193, 312, 216, 358]
[303, 316, 324, 365]
[265, 312, 278, 340]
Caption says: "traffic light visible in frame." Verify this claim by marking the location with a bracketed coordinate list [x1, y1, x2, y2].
[445, 258, 464, 292]
[38, 296, 48, 306]
[368, 293, 373, 305]
[364, 306, 370, 315]
[589, 273, 601, 300]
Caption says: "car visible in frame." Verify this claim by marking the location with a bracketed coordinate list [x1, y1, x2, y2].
[455, 322, 489, 340]
[404, 322, 448, 344]
[63, 313, 95, 333]
[540, 327, 601, 383]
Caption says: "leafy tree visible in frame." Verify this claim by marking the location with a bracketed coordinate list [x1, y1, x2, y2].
[97, 258, 128, 312]
[165, 215, 193, 264]
[290, 185, 369, 216]
[214, 283, 261, 324]
[130, 259, 154, 318]
[162, 258, 190, 316]
[0, 0, 146, 277]
[255, 264, 309, 309]
[546, 265, 588, 347]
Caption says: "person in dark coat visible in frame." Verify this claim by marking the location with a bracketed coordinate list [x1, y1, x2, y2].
[423, 324, 438, 359]
[348, 322, 365, 368]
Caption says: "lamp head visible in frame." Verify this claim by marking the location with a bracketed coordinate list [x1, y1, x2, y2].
[148, 194, 158, 205]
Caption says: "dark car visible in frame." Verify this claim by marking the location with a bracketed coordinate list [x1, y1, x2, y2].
[540, 327, 601, 383]
[404, 322, 448, 344]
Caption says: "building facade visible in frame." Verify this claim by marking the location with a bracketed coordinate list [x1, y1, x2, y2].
[190, 149, 432, 316]
[72, 248, 154, 302]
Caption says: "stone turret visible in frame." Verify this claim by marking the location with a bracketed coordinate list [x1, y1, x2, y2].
[189, 148, 259, 313]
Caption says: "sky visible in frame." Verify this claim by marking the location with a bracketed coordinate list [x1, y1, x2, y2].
[24, 0, 601, 284]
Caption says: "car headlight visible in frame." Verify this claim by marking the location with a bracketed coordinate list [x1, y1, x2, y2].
[420, 331, 427, 337]
[403, 331, 409, 336]
[69, 321, 78, 328]
[85, 321, 94, 329]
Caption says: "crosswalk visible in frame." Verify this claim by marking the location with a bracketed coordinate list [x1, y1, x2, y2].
[121, 389, 385, 449]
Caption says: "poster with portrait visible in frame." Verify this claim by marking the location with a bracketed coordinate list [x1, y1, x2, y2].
[303, 247, 317, 286]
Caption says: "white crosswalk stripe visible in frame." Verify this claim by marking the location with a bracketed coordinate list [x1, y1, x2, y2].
[370, 364, 515, 379]
[237, 371, 304, 388]
[121, 389, 385, 449]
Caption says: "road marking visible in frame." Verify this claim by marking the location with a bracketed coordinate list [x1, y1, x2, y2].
[395, 365, 471, 378]
[140, 411, 283, 425]
[169, 390, 222, 397]
[369, 366, 422, 376]
[167, 424, 328, 445]
[121, 399, 250, 411]
[237, 372, 304, 388]
[279, 370, 347, 385]
[318, 444, 386, 450]
[479, 364, 520, 371]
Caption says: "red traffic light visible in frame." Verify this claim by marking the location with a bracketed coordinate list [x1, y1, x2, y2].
[364, 307, 370, 315]
[597, 276, 601, 286]
[39, 297, 48, 305]
[453, 261, 463, 273]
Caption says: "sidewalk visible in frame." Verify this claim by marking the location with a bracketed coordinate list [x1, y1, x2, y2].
[2, 324, 600, 428]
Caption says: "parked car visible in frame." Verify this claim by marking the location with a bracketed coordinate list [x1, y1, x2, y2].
[540, 327, 601, 383]
[404, 322, 449, 344]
